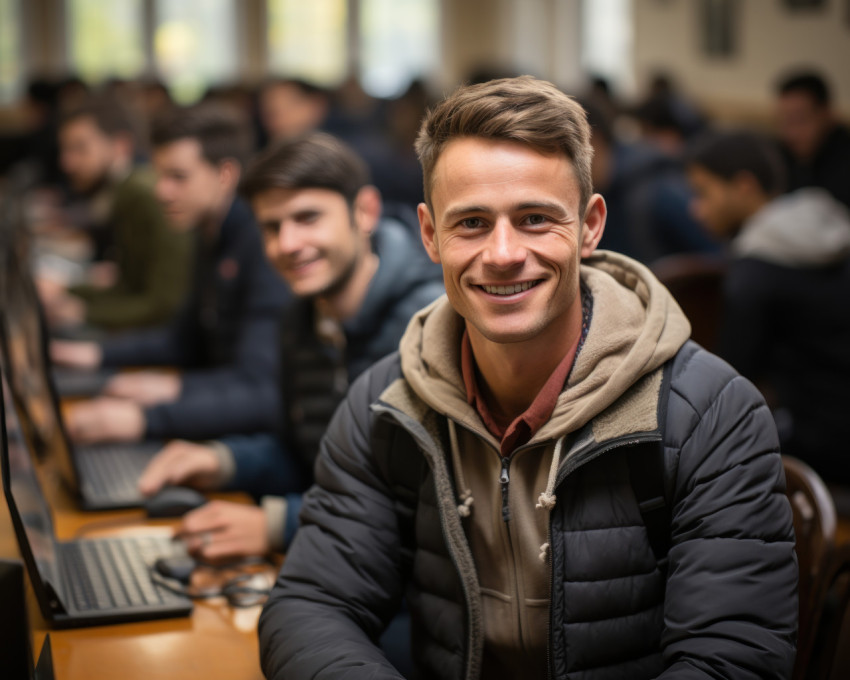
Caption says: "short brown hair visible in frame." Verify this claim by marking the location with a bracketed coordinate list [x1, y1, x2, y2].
[415, 75, 594, 213]
[241, 132, 370, 207]
[60, 95, 136, 139]
[151, 103, 251, 167]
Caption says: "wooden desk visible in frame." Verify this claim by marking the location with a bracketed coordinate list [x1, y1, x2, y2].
[0, 460, 272, 680]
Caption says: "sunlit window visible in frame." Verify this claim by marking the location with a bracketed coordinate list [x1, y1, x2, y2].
[0, 0, 22, 104]
[581, 0, 634, 97]
[359, 0, 439, 98]
[267, 0, 348, 87]
[154, 0, 238, 104]
[66, 0, 145, 84]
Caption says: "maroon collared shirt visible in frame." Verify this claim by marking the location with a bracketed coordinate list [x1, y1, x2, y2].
[461, 328, 581, 457]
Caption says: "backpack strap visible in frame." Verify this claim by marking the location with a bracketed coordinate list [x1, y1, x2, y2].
[628, 361, 675, 567]
[627, 441, 671, 567]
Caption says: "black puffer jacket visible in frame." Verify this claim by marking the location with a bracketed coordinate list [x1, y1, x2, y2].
[259, 338, 797, 679]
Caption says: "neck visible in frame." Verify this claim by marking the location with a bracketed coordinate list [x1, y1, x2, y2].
[317, 251, 379, 321]
[200, 192, 235, 242]
[467, 295, 583, 423]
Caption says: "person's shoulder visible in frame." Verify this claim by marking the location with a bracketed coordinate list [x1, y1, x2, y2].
[666, 340, 767, 425]
[348, 351, 404, 404]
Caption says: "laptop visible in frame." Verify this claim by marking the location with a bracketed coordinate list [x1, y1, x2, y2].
[0, 205, 161, 511]
[0, 366, 192, 628]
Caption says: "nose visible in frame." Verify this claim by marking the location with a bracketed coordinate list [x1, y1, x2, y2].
[275, 221, 304, 257]
[482, 218, 526, 269]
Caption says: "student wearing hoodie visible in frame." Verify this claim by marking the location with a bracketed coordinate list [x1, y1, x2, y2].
[136, 132, 445, 560]
[259, 77, 797, 680]
[688, 129, 850, 484]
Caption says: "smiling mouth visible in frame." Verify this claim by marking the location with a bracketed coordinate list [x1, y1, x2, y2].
[478, 280, 541, 296]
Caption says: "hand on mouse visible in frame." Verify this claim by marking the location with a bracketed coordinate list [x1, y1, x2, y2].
[177, 501, 269, 561]
[139, 440, 223, 496]
[103, 371, 182, 406]
[66, 397, 146, 444]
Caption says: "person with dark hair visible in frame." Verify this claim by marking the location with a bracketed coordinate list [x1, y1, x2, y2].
[50, 104, 290, 443]
[687, 128, 850, 484]
[257, 78, 330, 146]
[259, 76, 796, 680]
[37, 95, 193, 331]
[584, 97, 720, 264]
[136, 131, 443, 563]
[775, 69, 850, 209]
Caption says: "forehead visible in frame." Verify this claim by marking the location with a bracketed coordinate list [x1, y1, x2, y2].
[430, 137, 578, 210]
[60, 116, 106, 141]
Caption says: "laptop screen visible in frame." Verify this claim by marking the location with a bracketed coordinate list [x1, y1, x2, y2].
[0, 367, 61, 598]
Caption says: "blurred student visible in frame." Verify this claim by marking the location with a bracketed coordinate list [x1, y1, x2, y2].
[137, 132, 444, 560]
[775, 70, 850, 209]
[687, 129, 850, 483]
[51, 105, 290, 444]
[584, 99, 719, 264]
[38, 96, 193, 331]
[257, 79, 329, 145]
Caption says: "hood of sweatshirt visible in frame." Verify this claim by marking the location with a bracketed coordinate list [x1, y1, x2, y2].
[732, 188, 850, 267]
[397, 250, 692, 445]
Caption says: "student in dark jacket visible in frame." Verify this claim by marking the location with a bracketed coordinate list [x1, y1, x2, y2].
[50, 105, 290, 442]
[136, 132, 444, 559]
[258, 77, 796, 680]
[687, 128, 850, 484]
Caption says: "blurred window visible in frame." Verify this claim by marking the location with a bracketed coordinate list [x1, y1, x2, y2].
[0, 0, 22, 104]
[358, 0, 439, 98]
[581, 0, 634, 97]
[154, 0, 238, 104]
[66, 0, 146, 83]
[267, 0, 348, 87]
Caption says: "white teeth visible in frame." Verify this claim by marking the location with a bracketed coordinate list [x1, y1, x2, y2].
[482, 281, 537, 295]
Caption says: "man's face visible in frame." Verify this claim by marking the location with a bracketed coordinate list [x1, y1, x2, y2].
[59, 117, 116, 193]
[419, 137, 605, 347]
[687, 165, 744, 238]
[153, 139, 225, 231]
[253, 187, 366, 298]
[776, 91, 831, 160]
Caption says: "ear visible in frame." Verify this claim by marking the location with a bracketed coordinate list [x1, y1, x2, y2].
[418, 202, 441, 264]
[580, 193, 607, 258]
[218, 158, 241, 192]
[353, 185, 382, 236]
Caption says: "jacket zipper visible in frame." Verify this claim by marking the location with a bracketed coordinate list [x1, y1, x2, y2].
[500, 455, 511, 522]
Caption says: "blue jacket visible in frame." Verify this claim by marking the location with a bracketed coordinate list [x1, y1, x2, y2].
[100, 198, 290, 439]
[221, 218, 444, 546]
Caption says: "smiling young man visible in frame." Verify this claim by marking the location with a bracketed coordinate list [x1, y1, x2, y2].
[259, 77, 797, 680]
[135, 132, 443, 563]
[50, 104, 290, 443]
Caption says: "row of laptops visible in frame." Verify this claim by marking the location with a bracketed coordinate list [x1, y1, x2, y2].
[0, 214, 162, 511]
[0, 184, 193, 627]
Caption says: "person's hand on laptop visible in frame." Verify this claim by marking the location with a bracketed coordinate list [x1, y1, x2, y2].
[177, 501, 268, 561]
[66, 397, 146, 444]
[50, 340, 102, 369]
[139, 440, 223, 496]
[104, 371, 182, 406]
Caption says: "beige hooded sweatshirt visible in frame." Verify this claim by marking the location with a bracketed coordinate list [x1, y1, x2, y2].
[393, 250, 691, 679]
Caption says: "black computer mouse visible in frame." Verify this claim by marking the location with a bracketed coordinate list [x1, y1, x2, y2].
[144, 486, 208, 518]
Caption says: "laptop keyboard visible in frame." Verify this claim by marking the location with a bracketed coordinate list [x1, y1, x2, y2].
[61, 535, 186, 611]
[76, 442, 162, 503]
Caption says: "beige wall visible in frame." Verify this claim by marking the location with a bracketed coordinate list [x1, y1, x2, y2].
[632, 0, 850, 122]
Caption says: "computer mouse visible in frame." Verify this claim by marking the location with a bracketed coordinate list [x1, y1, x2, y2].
[144, 486, 208, 518]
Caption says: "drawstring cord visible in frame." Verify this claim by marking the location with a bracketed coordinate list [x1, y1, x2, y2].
[448, 419, 474, 517]
[537, 435, 566, 562]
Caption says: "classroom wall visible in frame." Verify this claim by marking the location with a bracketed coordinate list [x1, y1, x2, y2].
[632, 0, 850, 122]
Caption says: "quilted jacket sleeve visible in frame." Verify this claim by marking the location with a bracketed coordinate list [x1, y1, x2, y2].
[659, 343, 797, 678]
[258, 354, 407, 680]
